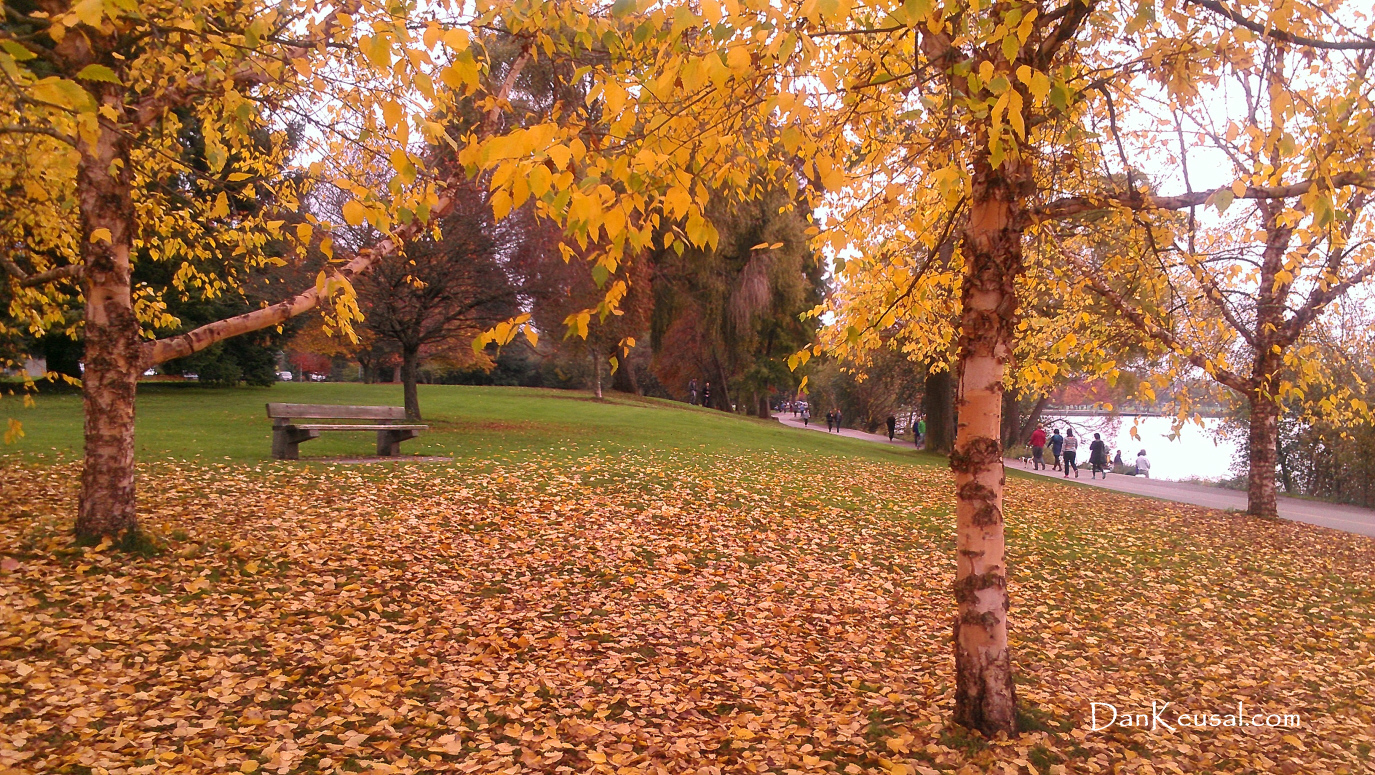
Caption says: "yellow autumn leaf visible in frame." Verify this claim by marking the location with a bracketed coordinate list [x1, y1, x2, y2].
[71, 0, 104, 27]
[341, 200, 367, 227]
[209, 192, 230, 219]
[490, 189, 512, 221]
[442, 27, 469, 51]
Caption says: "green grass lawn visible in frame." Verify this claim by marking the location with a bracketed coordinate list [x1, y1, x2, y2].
[1, 382, 941, 469]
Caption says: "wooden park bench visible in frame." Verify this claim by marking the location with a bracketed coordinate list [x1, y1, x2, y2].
[266, 403, 427, 460]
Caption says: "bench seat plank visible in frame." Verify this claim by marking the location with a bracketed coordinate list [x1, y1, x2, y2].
[291, 424, 428, 431]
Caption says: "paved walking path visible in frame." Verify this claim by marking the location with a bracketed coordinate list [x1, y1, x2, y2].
[776, 414, 1375, 538]
[778, 414, 904, 445]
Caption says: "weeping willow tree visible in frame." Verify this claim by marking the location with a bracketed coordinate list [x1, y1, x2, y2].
[649, 184, 823, 414]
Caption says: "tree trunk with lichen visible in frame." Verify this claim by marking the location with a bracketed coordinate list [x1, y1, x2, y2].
[950, 146, 1026, 737]
[401, 345, 422, 421]
[75, 116, 141, 543]
[1246, 396, 1279, 518]
[612, 354, 639, 394]
[999, 389, 1021, 451]
[923, 366, 955, 453]
[1016, 395, 1051, 448]
[1244, 342, 1283, 519]
[1244, 202, 1289, 520]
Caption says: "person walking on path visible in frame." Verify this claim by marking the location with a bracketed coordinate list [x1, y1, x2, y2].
[1049, 428, 1064, 471]
[826, 411, 834, 432]
[702, 382, 712, 408]
[833, 409, 843, 432]
[1061, 428, 1079, 477]
[1135, 449, 1151, 478]
[1112, 449, 1124, 473]
[886, 415, 897, 441]
[1088, 432, 1109, 479]
[688, 379, 699, 406]
[1029, 425, 1047, 470]
[802, 406, 810, 426]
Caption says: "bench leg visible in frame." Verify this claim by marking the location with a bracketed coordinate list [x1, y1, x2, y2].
[376, 430, 400, 457]
[272, 427, 318, 460]
[376, 428, 420, 456]
[272, 427, 296, 460]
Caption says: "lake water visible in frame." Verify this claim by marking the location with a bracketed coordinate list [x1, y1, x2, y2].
[1041, 415, 1240, 482]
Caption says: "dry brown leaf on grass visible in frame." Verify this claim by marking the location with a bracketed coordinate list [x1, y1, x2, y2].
[0, 450, 1372, 774]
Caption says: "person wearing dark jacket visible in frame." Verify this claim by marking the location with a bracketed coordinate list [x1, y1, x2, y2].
[1088, 432, 1109, 479]
[885, 415, 897, 441]
[1049, 428, 1065, 471]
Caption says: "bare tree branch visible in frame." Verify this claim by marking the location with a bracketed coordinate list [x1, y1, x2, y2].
[812, 25, 906, 38]
[484, 51, 531, 136]
[141, 219, 412, 368]
[1036, 0, 1097, 69]
[1185, 0, 1375, 51]
[0, 124, 77, 145]
[20, 264, 83, 287]
[2, 255, 84, 287]
[1035, 171, 1375, 220]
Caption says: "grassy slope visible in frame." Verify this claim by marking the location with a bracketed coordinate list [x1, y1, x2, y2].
[2, 382, 943, 469]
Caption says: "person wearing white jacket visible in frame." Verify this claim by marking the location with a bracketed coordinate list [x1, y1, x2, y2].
[1061, 428, 1079, 477]
[1135, 450, 1151, 478]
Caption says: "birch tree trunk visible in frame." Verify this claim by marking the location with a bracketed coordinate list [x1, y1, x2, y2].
[75, 119, 141, 542]
[950, 147, 1026, 737]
